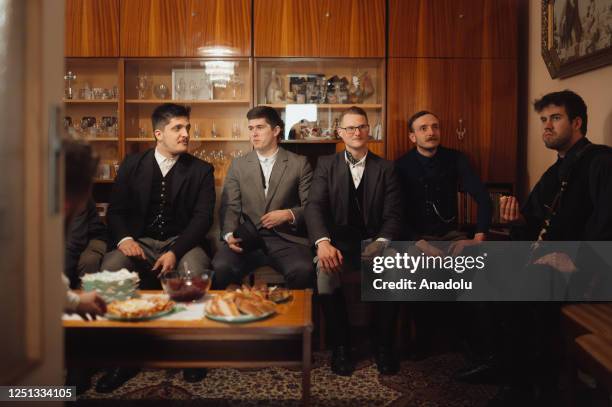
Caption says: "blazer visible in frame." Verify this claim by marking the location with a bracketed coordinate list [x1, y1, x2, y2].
[107, 148, 215, 260]
[305, 151, 403, 245]
[220, 147, 312, 245]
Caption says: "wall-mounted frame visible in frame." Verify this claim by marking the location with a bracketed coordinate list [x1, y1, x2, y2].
[542, 0, 612, 79]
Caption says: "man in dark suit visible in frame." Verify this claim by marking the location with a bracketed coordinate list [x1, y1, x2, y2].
[213, 106, 313, 289]
[99, 103, 215, 389]
[305, 106, 403, 376]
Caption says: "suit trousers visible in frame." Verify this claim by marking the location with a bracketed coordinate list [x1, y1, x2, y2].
[100, 236, 211, 289]
[316, 242, 399, 349]
[212, 232, 314, 289]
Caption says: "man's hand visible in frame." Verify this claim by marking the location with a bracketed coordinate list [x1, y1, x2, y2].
[261, 210, 293, 229]
[499, 195, 524, 223]
[415, 239, 444, 257]
[118, 238, 146, 259]
[226, 235, 243, 253]
[75, 291, 107, 321]
[534, 252, 577, 273]
[448, 234, 485, 256]
[317, 241, 343, 274]
[152, 251, 177, 275]
[361, 240, 386, 260]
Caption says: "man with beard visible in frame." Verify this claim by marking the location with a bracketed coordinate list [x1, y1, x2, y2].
[487, 90, 612, 405]
[395, 111, 492, 360]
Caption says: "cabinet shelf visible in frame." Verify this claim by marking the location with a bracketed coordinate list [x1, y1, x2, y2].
[81, 137, 119, 141]
[126, 137, 250, 142]
[125, 99, 250, 105]
[263, 103, 383, 110]
[280, 139, 341, 144]
[64, 99, 119, 104]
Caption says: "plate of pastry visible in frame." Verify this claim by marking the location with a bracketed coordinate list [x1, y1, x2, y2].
[105, 296, 175, 321]
[204, 291, 277, 323]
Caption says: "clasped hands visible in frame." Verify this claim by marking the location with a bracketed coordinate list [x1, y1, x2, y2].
[118, 238, 176, 275]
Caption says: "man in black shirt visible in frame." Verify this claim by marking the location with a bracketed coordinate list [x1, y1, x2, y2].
[396, 111, 491, 248]
[490, 90, 612, 405]
[395, 111, 492, 359]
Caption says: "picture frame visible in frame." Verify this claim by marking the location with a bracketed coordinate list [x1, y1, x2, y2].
[542, 0, 612, 79]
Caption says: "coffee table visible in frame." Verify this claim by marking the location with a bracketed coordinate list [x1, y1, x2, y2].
[63, 289, 313, 405]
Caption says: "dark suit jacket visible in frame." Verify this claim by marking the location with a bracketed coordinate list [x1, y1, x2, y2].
[220, 147, 312, 245]
[107, 148, 215, 260]
[305, 151, 403, 247]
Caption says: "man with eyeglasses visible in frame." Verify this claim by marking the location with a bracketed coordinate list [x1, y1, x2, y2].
[213, 106, 314, 289]
[305, 106, 403, 376]
[394, 111, 492, 361]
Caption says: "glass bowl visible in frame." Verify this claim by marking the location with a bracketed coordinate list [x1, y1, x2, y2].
[160, 268, 213, 302]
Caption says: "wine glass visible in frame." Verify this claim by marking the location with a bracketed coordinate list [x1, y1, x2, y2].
[174, 77, 186, 100]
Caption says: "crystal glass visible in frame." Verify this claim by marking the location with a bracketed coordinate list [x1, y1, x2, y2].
[160, 268, 213, 302]
[174, 77, 186, 100]
[136, 74, 150, 99]
[231, 122, 241, 139]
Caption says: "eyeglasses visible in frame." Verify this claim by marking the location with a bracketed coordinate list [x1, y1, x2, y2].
[338, 124, 370, 135]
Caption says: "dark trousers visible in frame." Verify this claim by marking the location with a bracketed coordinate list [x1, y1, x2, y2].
[212, 232, 314, 289]
[318, 244, 399, 349]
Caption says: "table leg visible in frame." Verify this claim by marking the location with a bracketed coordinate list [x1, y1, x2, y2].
[302, 329, 311, 406]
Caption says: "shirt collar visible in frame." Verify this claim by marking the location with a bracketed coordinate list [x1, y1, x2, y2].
[154, 148, 178, 166]
[256, 148, 279, 163]
[558, 137, 590, 161]
[344, 150, 367, 167]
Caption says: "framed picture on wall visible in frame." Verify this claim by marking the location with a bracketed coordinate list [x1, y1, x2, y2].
[541, 0, 612, 78]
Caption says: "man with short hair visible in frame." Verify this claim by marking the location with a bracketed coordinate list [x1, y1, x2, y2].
[488, 90, 612, 405]
[100, 103, 215, 389]
[213, 106, 314, 289]
[305, 106, 403, 376]
[395, 111, 492, 360]
[396, 110, 491, 247]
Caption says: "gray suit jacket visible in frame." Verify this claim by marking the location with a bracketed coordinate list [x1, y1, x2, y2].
[220, 147, 313, 246]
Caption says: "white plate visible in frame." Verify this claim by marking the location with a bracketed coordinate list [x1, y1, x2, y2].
[105, 306, 175, 322]
[203, 300, 275, 323]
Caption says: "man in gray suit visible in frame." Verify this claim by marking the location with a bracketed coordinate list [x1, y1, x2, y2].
[213, 106, 314, 289]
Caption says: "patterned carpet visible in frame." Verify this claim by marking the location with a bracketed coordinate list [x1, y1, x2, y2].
[75, 352, 498, 406]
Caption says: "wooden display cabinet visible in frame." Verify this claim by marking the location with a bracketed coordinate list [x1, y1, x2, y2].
[123, 58, 253, 186]
[64, 58, 122, 184]
[255, 58, 385, 158]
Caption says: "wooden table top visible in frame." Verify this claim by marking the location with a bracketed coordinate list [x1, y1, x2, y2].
[63, 289, 313, 334]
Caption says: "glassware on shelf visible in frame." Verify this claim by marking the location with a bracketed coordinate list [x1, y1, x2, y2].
[231, 122, 241, 139]
[210, 121, 218, 138]
[265, 69, 282, 104]
[189, 79, 201, 100]
[153, 83, 169, 99]
[138, 127, 148, 138]
[174, 77, 186, 100]
[193, 123, 201, 139]
[79, 83, 92, 100]
[228, 74, 244, 99]
[64, 71, 76, 100]
[112, 85, 119, 99]
[136, 73, 150, 99]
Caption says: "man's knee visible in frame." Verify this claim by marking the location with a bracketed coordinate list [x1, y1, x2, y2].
[179, 246, 211, 272]
[101, 249, 133, 271]
[283, 258, 315, 289]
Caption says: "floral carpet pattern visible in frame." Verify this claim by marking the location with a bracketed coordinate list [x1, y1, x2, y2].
[76, 352, 497, 406]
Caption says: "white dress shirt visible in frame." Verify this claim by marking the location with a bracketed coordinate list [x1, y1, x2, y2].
[345, 150, 367, 188]
[256, 148, 279, 196]
[154, 148, 179, 177]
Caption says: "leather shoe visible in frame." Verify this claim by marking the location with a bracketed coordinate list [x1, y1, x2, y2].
[331, 346, 355, 376]
[182, 368, 207, 382]
[65, 368, 93, 396]
[95, 367, 139, 393]
[375, 346, 399, 375]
